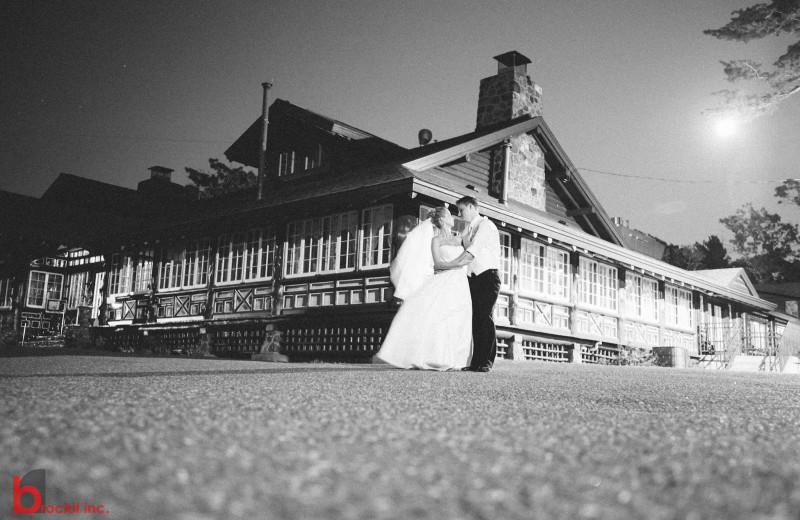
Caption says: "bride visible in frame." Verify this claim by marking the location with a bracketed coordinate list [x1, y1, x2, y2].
[374, 206, 472, 370]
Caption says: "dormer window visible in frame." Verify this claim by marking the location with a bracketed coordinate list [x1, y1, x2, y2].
[277, 145, 323, 177]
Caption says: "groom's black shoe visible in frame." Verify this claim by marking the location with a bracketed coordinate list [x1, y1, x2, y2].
[474, 366, 491, 373]
[461, 367, 475, 372]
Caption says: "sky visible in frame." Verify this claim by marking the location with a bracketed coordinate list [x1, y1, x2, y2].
[2, 0, 798, 247]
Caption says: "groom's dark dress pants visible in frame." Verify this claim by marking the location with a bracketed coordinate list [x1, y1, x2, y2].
[468, 269, 501, 369]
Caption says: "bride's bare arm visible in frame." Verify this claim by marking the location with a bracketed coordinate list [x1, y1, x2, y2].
[431, 236, 448, 268]
[436, 251, 473, 270]
[433, 237, 473, 271]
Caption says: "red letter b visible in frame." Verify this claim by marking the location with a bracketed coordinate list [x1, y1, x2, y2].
[12, 475, 42, 513]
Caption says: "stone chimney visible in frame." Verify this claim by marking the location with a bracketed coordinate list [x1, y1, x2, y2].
[476, 51, 542, 129]
[147, 165, 173, 182]
[479, 52, 546, 211]
[138, 165, 186, 199]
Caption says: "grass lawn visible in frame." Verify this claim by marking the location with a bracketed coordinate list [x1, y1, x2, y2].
[1, 354, 799, 519]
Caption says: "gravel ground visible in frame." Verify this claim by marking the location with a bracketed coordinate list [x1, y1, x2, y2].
[1, 355, 799, 520]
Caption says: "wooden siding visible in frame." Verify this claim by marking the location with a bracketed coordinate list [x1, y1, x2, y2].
[545, 178, 577, 224]
[730, 275, 751, 295]
[437, 150, 492, 191]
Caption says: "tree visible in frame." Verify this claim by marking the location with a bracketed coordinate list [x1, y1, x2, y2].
[185, 158, 257, 199]
[720, 204, 798, 258]
[662, 236, 731, 271]
[719, 203, 799, 282]
[695, 235, 731, 269]
[662, 243, 703, 270]
[704, 0, 800, 120]
[775, 178, 800, 206]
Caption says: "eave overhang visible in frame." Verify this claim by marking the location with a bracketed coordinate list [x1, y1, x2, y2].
[409, 177, 776, 312]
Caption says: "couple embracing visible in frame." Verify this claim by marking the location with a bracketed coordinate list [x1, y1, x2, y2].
[375, 196, 501, 372]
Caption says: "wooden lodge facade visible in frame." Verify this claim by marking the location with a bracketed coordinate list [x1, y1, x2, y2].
[1, 51, 797, 370]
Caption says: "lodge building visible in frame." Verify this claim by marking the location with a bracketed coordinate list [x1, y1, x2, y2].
[1, 51, 797, 371]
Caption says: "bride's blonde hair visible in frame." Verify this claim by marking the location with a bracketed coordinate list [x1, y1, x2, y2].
[427, 206, 450, 230]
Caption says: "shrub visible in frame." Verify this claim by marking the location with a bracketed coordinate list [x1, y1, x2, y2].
[605, 345, 658, 366]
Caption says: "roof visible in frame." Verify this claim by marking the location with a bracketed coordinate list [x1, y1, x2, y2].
[756, 283, 800, 298]
[144, 163, 416, 233]
[217, 97, 775, 312]
[494, 51, 531, 68]
[224, 99, 406, 169]
[694, 268, 759, 298]
[402, 115, 626, 246]
[0, 187, 129, 274]
[1, 173, 193, 274]
[41, 173, 145, 215]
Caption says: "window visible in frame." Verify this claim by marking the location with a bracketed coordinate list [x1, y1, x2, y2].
[286, 211, 360, 276]
[361, 205, 394, 269]
[494, 294, 511, 323]
[285, 206, 389, 277]
[578, 257, 618, 311]
[499, 232, 512, 287]
[665, 285, 693, 328]
[320, 213, 358, 272]
[519, 240, 570, 299]
[26, 271, 63, 308]
[184, 239, 212, 287]
[108, 250, 153, 295]
[625, 272, 658, 322]
[133, 250, 154, 293]
[245, 229, 276, 280]
[109, 253, 131, 295]
[158, 239, 213, 290]
[285, 221, 303, 277]
[0, 278, 12, 308]
[278, 146, 322, 177]
[159, 245, 184, 291]
[66, 271, 89, 308]
[216, 228, 276, 284]
[216, 233, 245, 283]
[65, 249, 102, 268]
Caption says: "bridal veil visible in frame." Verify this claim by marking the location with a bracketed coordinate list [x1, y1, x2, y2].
[389, 218, 435, 300]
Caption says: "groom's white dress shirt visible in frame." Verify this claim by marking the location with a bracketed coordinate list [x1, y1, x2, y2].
[464, 215, 501, 276]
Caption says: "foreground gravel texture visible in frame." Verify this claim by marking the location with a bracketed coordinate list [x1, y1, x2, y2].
[1, 355, 799, 520]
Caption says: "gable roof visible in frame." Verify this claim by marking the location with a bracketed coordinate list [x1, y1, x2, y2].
[41, 173, 145, 215]
[224, 99, 406, 169]
[402, 115, 626, 246]
[694, 268, 759, 298]
[0, 187, 131, 274]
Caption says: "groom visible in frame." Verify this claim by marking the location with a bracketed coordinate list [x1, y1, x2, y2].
[435, 196, 501, 372]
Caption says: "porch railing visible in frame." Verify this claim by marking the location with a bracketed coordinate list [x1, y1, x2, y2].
[697, 322, 742, 369]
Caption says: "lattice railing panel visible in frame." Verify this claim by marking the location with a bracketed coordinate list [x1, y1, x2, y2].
[212, 327, 266, 355]
[581, 344, 618, 365]
[283, 326, 387, 357]
[521, 340, 569, 362]
[496, 337, 509, 359]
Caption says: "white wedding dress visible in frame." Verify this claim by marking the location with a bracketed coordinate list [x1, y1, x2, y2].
[376, 220, 472, 370]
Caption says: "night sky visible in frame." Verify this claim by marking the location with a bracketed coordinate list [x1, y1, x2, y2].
[2, 0, 798, 246]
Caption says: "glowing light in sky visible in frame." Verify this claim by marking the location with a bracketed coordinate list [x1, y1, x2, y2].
[713, 116, 738, 138]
